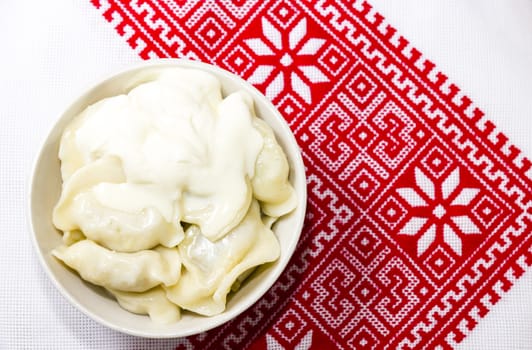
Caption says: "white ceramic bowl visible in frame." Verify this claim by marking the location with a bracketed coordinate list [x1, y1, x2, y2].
[28, 59, 307, 338]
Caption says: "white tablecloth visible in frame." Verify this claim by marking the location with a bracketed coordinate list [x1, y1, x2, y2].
[1, 1, 530, 348]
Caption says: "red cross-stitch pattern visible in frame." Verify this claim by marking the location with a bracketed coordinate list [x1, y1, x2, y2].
[90, 0, 532, 348]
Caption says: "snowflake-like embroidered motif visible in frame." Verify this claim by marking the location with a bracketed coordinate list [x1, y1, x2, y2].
[397, 167, 481, 256]
[244, 17, 329, 104]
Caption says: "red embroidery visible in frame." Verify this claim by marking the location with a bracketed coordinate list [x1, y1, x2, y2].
[92, 0, 532, 348]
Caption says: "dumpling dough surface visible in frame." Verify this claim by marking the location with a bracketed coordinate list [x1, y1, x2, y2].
[166, 200, 280, 316]
[251, 118, 297, 218]
[53, 240, 181, 292]
[107, 286, 181, 324]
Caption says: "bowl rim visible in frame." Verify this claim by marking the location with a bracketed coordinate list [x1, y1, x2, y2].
[27, 58, 307, 338]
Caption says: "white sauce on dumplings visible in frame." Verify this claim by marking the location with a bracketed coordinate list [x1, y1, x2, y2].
[52, 67, 297, 323]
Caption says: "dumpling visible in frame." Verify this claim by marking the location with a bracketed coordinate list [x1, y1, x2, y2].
[251, 118, 297, 218]
[181, 179, 251, 243]
[65, 191, 182, 252]
[53, 156, 183, 252]
[68, 185, 182, 252]
[107, 286, 180, 324]
[181, 92, 263, 241]
[53, 155, 126, 230]
[165, 200, 280, 316]
[52, 240, 181, 292]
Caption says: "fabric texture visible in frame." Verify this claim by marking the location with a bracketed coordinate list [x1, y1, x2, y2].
[0, 0, 530, 349]
[90, 0, 532, 348]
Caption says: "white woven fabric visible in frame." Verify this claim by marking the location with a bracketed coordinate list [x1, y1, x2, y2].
[0, 0, 530, 349]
